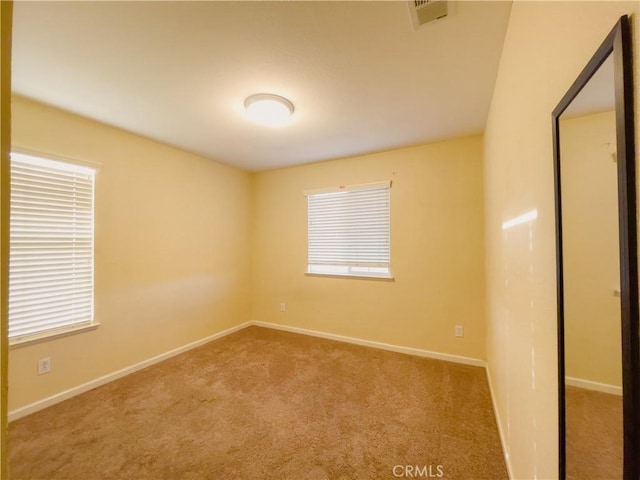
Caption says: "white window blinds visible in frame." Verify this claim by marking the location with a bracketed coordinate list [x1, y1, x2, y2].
[9, 152, 96, 340]
[306, 181, 391, 278]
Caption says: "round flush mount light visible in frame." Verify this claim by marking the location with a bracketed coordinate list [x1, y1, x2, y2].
[244, 93, 294, 126]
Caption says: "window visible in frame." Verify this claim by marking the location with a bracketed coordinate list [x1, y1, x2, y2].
[306, 181, 391, 279]
[9, 152, 97, 342]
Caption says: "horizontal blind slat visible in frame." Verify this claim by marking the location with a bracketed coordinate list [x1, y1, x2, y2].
[10, 313, 93, 337]
[10, 278, 93, 293]
[12, 207, 93, 218]
[10, 272, 92, 285]
[10, 287, 93, 306]
[11, 255, 92, 265]
[10, 299, 93, 318]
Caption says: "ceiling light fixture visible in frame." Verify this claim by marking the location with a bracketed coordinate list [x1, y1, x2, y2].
[244, 93, 294, 127]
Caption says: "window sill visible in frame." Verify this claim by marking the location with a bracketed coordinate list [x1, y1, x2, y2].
[305, 272, 395, 281]
[9, 322, 101, 349]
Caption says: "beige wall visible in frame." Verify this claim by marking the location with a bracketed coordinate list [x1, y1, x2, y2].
[251, 136, 487, 360]
[484, 2, 638, 479]
[0, 2, 12, 478]
[9, 96, 252, 411]
[561, 110, 621, 388]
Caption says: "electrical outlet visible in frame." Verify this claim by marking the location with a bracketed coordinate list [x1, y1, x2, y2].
[280, 303, 286, 312]
[38, 357, 52, 375]
[455, 326, 464, 338]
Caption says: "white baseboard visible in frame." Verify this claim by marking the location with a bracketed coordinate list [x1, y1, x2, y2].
[565, 376, 622, 396]
[8, 321, 252, 422]
[485, 364, 513, 480]
[248, 320, 485, 367]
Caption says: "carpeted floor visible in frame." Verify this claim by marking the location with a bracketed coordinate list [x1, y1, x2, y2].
[9, 326, 507, 479]
[566, 385, 622, 480]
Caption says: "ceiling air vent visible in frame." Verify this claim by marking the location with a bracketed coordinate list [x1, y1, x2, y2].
[409, 0, 450, 30]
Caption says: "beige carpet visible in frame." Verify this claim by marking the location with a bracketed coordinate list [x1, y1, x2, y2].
[9, 326, 507, 479]
[566, 385, 622, 480]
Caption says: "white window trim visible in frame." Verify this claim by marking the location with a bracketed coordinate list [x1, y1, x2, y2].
[8, 148, 101, 346]
[9, 322, 101, 349]
[305, 271, 394, 281]
[306, 181, 392, 280]
[12, 146, 102, 172]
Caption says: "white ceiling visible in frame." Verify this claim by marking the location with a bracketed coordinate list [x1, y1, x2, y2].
[12, 1, 512, 172]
